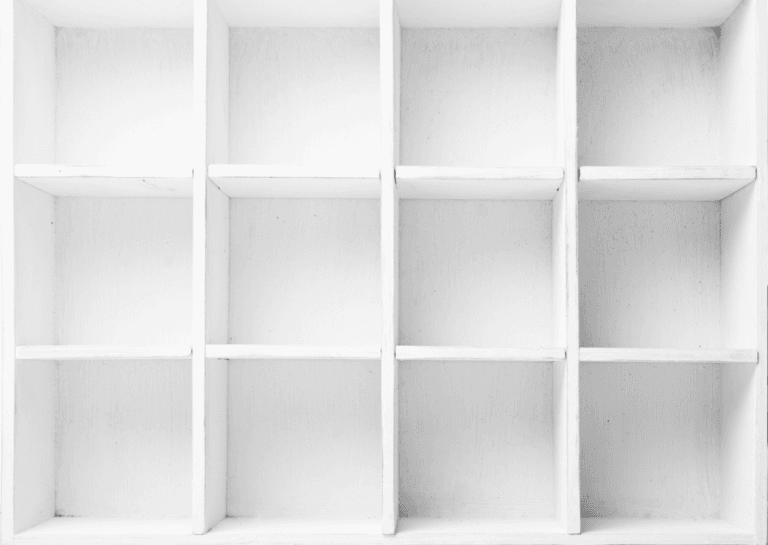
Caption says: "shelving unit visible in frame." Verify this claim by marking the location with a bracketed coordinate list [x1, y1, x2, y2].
[1, 0, 765, 544]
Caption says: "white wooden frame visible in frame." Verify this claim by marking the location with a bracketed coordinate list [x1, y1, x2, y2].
[1, 0, 766, 543]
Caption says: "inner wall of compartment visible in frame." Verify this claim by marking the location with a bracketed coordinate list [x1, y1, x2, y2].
[581, 361, 755, 530]
[15, 360, 192, 531]
[226, 360, 381, 519]
[577, 0, 756, 166]
[228, 28, 380, 166]
[400, 28, 557, 167]
[399, 361, 564, 519]
[579, 183, 757, 349]
[399, 200, 555, 348]
[228, 198, 381, 345]
[14, 2, 192, 165]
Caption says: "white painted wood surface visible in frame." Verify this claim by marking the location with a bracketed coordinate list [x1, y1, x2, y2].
[207, 345, 380, 360]
[400, 29, 556, 167]
[14, 165, 193, 197]
[396, 166, 563, 200]
[399, 200, 553, 348]
[399, 362, 555, 518]
[208, 164, 380, 199]
[55, 29, 193, 166]
[4, 0, 766, 541]
[229, 28, 379, 167]
[15, 346, 192, 360]
[579, 167, 756, 201]
[396, 346, 565, 362]
[580, 348, 758, 364]
[229, 199, 380, 345]
[580, 202, 723, 349]
[227, 360, 381, 519]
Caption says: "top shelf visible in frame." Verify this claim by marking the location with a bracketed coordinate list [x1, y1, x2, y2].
[578, 0, 744, 27]
[396, 0, 562, 28]
[22, 0, 193, 28]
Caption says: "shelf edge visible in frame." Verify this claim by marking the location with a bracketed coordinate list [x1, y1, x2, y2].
[580, 348, 758, 364]
[396, 346, 566, 362]
[206, 344, 382, 360]
[15, 345, 192, 360]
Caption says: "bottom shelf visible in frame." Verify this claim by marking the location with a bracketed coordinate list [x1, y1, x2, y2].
[11, 517, 753, 545]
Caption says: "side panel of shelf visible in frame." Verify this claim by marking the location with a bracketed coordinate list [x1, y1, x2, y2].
[557, 0, 580, 534]
[381, 0, 400, 534]
[193, 0, 230, 534]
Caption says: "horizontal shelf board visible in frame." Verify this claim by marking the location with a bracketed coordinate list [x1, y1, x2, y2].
[578, 166, 756, 201]
[397, 518, 564, 536]
[207, 344, 381, 360]
[14, 165, 193, 197]
[581, 517, 752, 545]
[209, 518, 381, 536]
[578, 0, 743, 28]
[397, 346, 566, 362]
[217, 0, 378, 28]
[208, 164, 380, 198]
[580, 348, 758, 364]
[17, 517, 190, 537]
[22, 0, 193, 28]
[396, 166, 564, 200]
[397, 0, 561, 28]
[15, 345, 192, 360]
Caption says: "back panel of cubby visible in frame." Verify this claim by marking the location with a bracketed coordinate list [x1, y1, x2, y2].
[14, 359, 191, 528]
[228, 28, 379, 166]
[399, 361, 556, 518]
[228, 199, 380, 345]
[578, 0, 756, 167]
[227, 360, 381, 518]
[399, 200, 553, 347]
[55, 28, 192, 165]
[581, 362, 755, 528]
[400, 28, 557, 167]
[580, 187, 756, 349]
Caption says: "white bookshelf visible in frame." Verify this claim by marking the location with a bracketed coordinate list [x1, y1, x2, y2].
[1, 0, 765, 543]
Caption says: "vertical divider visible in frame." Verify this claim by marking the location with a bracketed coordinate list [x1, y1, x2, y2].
[193, 0, 230, 534]
[380, 0, 400, 535]
[754, 0, 768, 543]
[557, 0, 581, 534]
[1, 1, 16, 540]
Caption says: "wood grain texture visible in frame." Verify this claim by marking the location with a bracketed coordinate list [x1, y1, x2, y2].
[56, 360, 192, 517]
[399, 200, 553, 348]
[55, 198, 192, 345]
[396, 346, 564, 362]
[229, 199, 380, 345]
[581, 363, 722, 518]
[395, 166, 563, 200]
[399, 362, 554, 518]
[229, 28, 379, 166]
[14, 165, 193, 197]
[578, 167, 756, 201]
[208, 164, 380, 199]
[227, 360, 381, 518]
[579, 202, 721, 349]
[55, 29, 192, 165]
[578, 29, 720, 166]
[400, 29, 556, 167]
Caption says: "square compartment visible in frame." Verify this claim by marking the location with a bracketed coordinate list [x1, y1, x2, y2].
[398, 1, 561, 168]
[14, 359, 191, 535]
[227, 198, 380, 346]
[581, 361, 756, 532]
[224, 360, 382, 522]
[14, 181, 192, 347]
[579, 183, 757, 350]
[14, 0, 193, 166]
[209, 0, 380, 167]
[398, 360, 567, 526]
[399, 198, 560, 348]
[577, 0, 757, 166]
